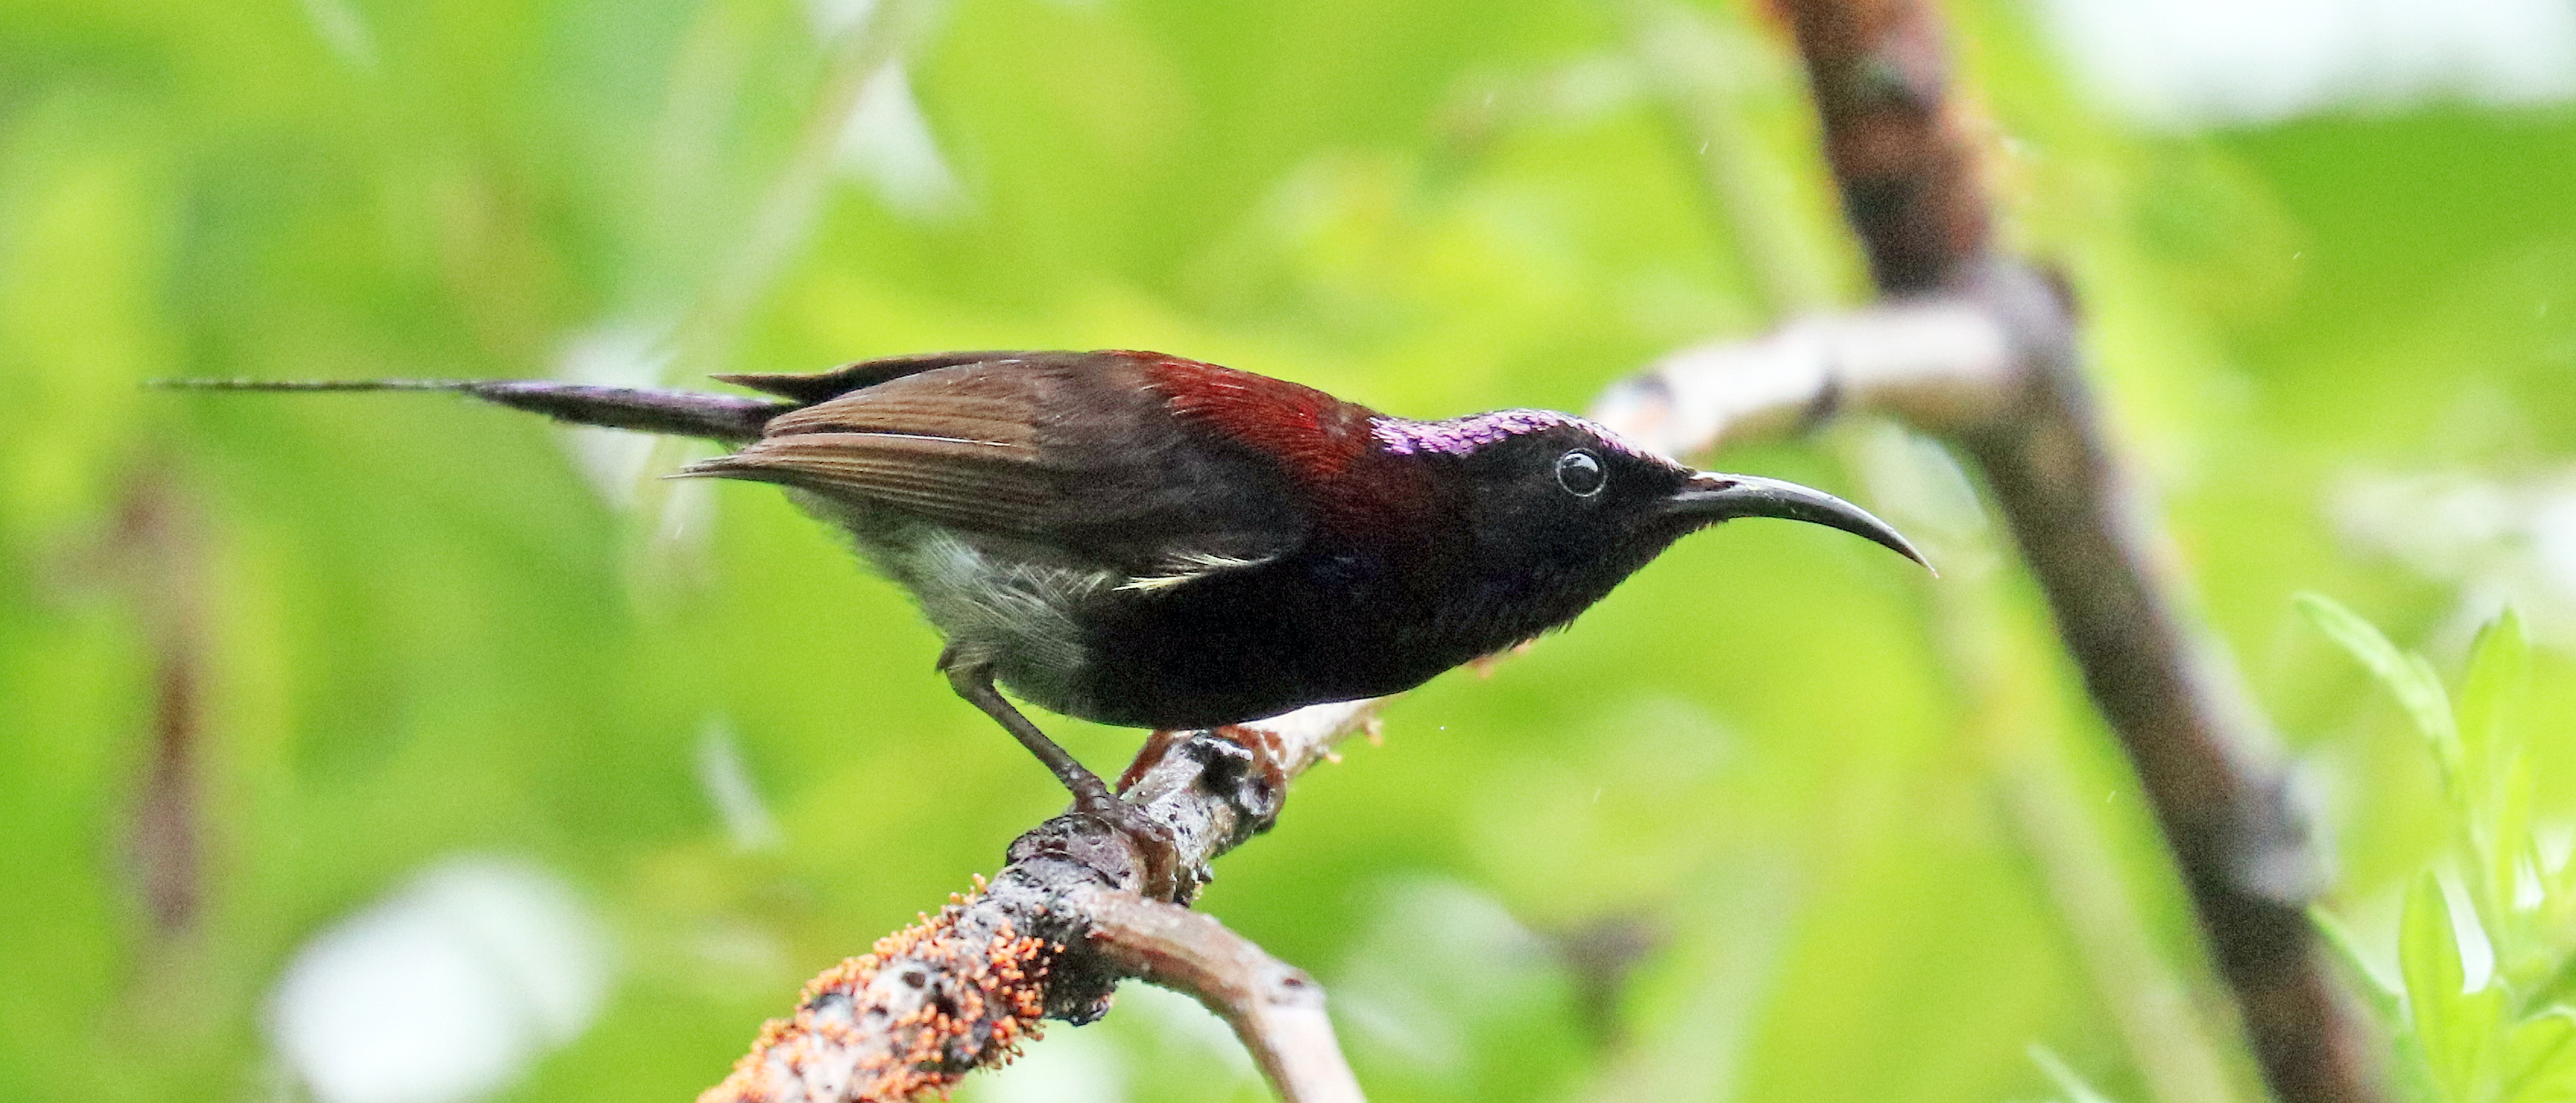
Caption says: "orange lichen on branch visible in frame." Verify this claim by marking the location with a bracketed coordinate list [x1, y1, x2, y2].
[704, 701, 1383, 1103]
[699, 891, 1058, 1103]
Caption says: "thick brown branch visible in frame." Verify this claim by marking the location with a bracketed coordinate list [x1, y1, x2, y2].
[1598, 269, 2380, 1103]
[699, 701, 1383, 1103]
[1958, 281, 2372, 1101]
[1610, 2, 2392, 1098]
[1772, 0, 1991, 292]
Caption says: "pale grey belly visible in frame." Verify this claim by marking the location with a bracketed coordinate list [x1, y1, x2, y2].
[796, 493, 1117, 720]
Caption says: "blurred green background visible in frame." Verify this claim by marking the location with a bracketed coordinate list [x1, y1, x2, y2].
[6, 0, 2576, 1101]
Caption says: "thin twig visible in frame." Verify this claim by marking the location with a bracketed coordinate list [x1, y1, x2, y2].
[1590, 294, 2015, 456]
[1079, 887, 1366, 1103]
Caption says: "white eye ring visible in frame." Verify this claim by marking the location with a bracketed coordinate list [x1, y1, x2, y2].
[1555, 449, 1604, 496]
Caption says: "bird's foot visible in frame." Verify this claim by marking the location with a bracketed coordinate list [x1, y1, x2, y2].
[939, 662, 1195, 897]
[1067, 782, 1190, 902]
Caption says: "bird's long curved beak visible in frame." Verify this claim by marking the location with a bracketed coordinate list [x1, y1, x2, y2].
[1666, 472, 1932, 572]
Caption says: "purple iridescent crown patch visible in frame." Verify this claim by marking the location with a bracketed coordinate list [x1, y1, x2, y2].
[1369, 410, 1654, 460]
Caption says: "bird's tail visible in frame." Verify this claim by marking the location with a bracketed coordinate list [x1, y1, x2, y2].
[150, 378, 795, 442]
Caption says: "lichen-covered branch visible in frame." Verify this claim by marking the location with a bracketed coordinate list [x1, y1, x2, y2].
[698, 702, 1382, 1103]
[696, 892, 1055, 1103]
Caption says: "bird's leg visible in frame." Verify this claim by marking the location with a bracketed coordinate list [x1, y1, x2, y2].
[942, 660, 1127, 824]
[944, 661, 1186, 897]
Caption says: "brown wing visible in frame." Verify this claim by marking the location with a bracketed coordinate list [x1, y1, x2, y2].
[679, 357, 1056, 534]
[680, 353, 1310, 574]
[682, 433, 1053, 531]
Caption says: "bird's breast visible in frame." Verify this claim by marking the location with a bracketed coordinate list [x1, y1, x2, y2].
[1051, 542, 1496, 728]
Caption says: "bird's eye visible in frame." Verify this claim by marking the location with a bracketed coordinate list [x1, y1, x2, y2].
[1555, 449, 1605, 496]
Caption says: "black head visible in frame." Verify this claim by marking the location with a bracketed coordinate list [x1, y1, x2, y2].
[1370, 409, 1925, 644]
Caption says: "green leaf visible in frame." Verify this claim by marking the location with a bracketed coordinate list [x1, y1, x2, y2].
[2489, 752, 2539, 974]
[2297, 592, 2463, 795]
[2405, 872, 2500, 1101]
[2460, 610, 2532, 765]
[2027, 1043, 2120, 1103]
[2504, 1011, 2576, 1103]
[2461, 611, 2535, 931]
[2515, 949, 2576, 1022]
